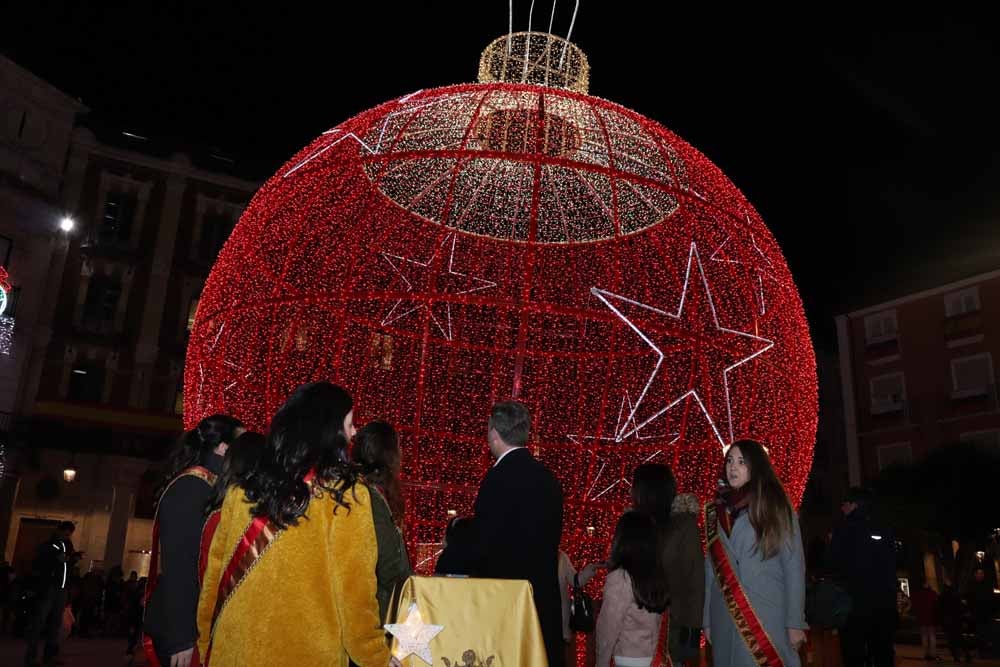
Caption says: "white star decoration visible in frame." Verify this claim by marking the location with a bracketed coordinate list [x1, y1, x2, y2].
[710, 216, 778, 315]
[590, 242, 774, 452]
[386, 602, 445, 665]
[381, 233, 497, 341]
[568, 392, 679, 501]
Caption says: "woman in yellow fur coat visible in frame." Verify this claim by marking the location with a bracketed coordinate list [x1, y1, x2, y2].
[197, 382, 397, 667]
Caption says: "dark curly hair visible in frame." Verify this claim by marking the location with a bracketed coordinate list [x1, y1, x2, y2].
[352, 421, 404, 526]
[242, 382, 359, 528]
[160, 415, 243, 496]
[205, 431, 266, 515]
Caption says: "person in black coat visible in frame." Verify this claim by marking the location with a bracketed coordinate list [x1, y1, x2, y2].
[23, 521, 79, 666]
[144, 415, 242, 667]
[471, 400, 565, 667]
[828, 487, 898, 667]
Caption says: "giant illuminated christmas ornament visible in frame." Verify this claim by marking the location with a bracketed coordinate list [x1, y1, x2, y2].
[185, 32, 817, 569]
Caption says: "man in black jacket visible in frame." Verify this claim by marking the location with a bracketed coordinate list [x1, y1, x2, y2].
[472, 400, 565, 667]
[24, 521, 79, 667]
[829, 487, 898, 667]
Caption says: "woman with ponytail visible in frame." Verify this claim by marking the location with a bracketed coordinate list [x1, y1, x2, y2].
[144, 415, 243, 667]
[351, 420, 411, 625]
[702, 439, 807, 667]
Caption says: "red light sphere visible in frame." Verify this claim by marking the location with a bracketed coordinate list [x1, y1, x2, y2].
[185, 35, 816, 571]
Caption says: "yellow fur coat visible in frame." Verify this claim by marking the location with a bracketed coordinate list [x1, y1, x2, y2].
[196, 483, 389, 667]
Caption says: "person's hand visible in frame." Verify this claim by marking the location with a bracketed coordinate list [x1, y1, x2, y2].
[578, 562, 605, 587]
[170, 647, 194, 667]
[704, 628, 711, 644]
[788, 628, 806, 650]
[389, 657, 402, 667]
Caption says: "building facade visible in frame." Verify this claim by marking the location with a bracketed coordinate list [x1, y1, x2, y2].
[0, 53, 87, 570]
[837, 270, 1000, 485]
[0, 55, 259, 574]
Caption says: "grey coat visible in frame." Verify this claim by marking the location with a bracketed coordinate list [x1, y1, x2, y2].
[703, 511, 807, 667]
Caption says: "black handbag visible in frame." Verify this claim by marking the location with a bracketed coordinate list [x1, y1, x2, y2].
[569, 573, 595, 633]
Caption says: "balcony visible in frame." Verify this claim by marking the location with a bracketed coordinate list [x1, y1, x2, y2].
[944, 311, 982, 342]
[865, 333, 900, 360]
[871, 396, 906, 416]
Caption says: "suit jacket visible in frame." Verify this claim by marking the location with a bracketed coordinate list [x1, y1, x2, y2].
[473, 447, 564, 666]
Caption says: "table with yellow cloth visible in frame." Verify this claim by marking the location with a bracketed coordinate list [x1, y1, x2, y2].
[387, 576, 548, 667]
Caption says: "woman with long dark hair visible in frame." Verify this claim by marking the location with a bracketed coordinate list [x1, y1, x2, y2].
[703, 439, 806, 667]
[631, 464, 704, 666]
[595, 511, 668, 667]
[205, 431, 266, 515]
[144, 414, 243, 667]
[351, 421, 411, 624]
[198, 431, 266, 581]
[196, 382, 396, 667]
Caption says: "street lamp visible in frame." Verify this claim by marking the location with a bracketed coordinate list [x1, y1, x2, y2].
[59, 216, 75, 233]
[62, 467, 77, 483]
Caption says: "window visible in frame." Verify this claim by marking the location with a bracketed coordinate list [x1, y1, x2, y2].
[950, 353, 993, 399]
[68, 364, 105, 403]
[81, 274, 122, 333]
[865, 310, 898, 344]
[370, 333, 394, 370]
[186, 297, 200, 333]
[199, 212, 233, 261]
[0, 235, 12, 266]
[174, 382, 185, 415]
[98, 191, 138, 246]
[944, 287, 981, 318]
[1, 285, 21, 319]
[960, 430, 1000, 449]
[870, 372, 906, 414]
[877, 442, 912, 470]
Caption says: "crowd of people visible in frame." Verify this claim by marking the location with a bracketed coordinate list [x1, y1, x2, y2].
[3, 523, 148, 664]
[9, 379, 998, 666]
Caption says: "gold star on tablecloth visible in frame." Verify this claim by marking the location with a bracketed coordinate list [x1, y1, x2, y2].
[385, 602, 445, 665]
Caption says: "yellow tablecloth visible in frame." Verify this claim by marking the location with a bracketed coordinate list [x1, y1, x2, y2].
[388, 575, 549, 667]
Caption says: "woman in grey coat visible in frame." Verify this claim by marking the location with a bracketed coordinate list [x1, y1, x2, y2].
[703, 439, 807, 667]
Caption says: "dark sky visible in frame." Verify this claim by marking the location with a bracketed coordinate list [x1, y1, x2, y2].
[5, 2, 1000, 349]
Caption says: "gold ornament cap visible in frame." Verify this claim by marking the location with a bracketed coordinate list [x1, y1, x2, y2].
[478, 32, 590, 94]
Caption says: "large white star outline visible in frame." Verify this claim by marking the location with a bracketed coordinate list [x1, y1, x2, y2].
[569, 392, 679, 501]
[590, 242, 774, 451]
[710, 215, 778, 315]
[381, 233, 497, 341]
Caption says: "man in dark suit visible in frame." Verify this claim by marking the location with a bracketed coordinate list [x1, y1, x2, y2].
[472, 400, 565, 667]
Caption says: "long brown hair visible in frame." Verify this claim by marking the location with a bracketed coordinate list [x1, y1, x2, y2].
[352, 421, 405, 526]
[726, 439, 794, 559]
[608, 511, 668, 613]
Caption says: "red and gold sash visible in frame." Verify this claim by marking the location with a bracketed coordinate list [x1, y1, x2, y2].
[200, 510, 221, 582]
[203, 470, 316, 665]
[143, 466, 217, 667]
[703, 501, 784, 667]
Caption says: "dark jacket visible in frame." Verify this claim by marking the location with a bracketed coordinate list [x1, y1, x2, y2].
[661, 511, 705, 628]
[472, 447, 564, 667]
[828, 510, 897, 612]
[969, 580, 996, 624]
[144, 454, 222, 656]
[369, 485, 411, 624]
[33, 535, 75, 590]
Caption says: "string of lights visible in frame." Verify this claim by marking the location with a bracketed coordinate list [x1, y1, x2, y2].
[185, 38, 817, 578]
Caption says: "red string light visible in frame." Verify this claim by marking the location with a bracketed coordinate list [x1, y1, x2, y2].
[184, 82, 817, 572]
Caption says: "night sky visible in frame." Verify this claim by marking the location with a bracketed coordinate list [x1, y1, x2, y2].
[5, 2, 1000, 350]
